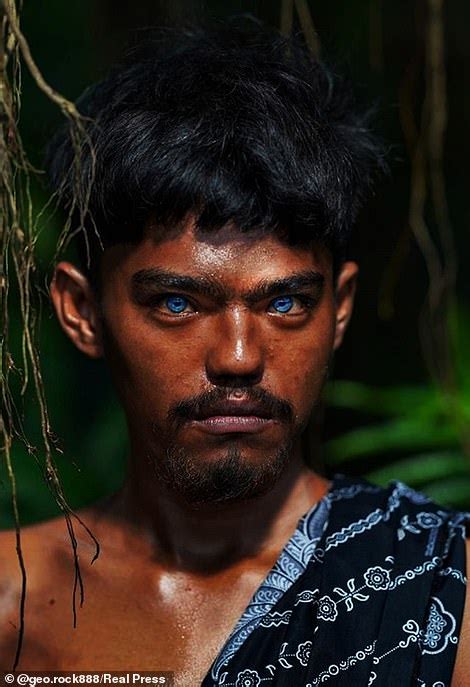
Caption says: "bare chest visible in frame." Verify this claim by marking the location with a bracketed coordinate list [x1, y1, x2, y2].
[1, 566, 264, 685]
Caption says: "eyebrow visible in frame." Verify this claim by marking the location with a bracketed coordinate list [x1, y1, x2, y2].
[131, 268, 325, 305]
[131, 268, 228, 303]
[244, 271, 325, 304]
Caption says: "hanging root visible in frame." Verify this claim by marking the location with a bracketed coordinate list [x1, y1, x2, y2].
[0, 0, 99, 669]
[280, 0, 321, 56]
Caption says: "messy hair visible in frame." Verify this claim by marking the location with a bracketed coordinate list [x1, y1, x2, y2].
[46, 20, 385, 274]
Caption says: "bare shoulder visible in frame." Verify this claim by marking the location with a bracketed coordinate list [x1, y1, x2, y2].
[0, 516, 68, 591]
[0, 526, 25, 620]
[0, 516, 69, 666]
[451, 539, 470, 687]
[0, 516, 92, 568]
[0, 512, 96, 609]
[0, 509, 100, 582]
[0, 508, 103, 662]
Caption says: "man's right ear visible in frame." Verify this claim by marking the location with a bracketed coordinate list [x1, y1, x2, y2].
[50, 262, 104, 359]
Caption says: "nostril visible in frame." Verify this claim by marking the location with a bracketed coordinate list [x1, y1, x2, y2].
[205, 369, 263, 388]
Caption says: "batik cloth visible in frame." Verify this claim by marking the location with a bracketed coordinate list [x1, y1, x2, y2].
[202, 475, 469, 686]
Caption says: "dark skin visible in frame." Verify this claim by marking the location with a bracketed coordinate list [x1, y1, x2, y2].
[0, 219, 468, 685]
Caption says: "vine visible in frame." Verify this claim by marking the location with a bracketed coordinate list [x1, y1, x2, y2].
[0, 0, 98, 669]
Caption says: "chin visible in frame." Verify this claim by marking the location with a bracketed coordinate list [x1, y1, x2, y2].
[155, 441, 292, 505]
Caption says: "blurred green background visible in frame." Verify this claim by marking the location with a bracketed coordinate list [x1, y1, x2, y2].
[2, 0, 470, 527]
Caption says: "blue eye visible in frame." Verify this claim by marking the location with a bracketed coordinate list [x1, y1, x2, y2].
[165, 295, 189, 313]
[271, 296, 294, 313]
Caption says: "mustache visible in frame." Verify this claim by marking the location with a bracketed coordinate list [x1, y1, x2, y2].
[168, 386, 294, 429]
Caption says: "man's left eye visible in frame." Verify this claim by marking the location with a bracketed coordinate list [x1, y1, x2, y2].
[268, 295, 313, 314]
[163, 295, 193, 314]
[269, 296, 295, 313]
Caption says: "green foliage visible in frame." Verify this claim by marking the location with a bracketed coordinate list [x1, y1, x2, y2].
[1, 391, 127, 528]
[324, 308, 470, 509]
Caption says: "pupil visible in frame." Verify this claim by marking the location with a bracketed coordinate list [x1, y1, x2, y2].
[274, 296, 293, 312]
[167, 296, 187, 313]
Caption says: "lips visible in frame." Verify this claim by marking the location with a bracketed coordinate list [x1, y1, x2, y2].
[190, 398, 277, 434]
[168, 387, 293, 435]
[192, 399, 273, 421]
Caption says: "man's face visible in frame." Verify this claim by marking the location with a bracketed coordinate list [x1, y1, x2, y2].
[52, 220, 357, 503]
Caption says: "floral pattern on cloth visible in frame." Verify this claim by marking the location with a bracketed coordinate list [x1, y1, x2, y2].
[201, 475, 469, 687]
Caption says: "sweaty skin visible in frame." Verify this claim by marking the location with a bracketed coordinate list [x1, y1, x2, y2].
[0, 220, 468, 685]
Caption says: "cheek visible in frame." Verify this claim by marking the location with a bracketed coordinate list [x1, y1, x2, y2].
[265, 312, 335, 412]
[102, 313, 204, 418]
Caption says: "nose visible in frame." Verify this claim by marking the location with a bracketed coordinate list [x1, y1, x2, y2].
[205, 306, 265, 387]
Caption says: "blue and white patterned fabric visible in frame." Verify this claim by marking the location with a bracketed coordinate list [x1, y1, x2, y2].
[201, 475, 469, 686]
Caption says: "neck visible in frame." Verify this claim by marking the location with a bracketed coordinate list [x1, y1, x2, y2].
[104, 440, 329, 573]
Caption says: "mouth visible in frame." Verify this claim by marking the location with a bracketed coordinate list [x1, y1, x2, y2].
[189, 399, 278, 435]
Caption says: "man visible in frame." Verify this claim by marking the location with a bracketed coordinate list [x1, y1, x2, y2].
[0, 23, 468, 686]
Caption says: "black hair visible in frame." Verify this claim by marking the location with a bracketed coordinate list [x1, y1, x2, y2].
[46, 20, 385, 277]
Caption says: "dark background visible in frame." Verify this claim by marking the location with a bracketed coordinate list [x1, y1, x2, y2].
[3, 0, 470, 527]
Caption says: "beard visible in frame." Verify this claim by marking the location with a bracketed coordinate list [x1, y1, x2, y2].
[154, 440, 292, 505]
[149, 385, 296, 505]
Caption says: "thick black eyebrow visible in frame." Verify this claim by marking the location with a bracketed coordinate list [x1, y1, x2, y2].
[131, 268, 229, 303]
[243, 270, 325, 305]
[131, 268, 325, 305]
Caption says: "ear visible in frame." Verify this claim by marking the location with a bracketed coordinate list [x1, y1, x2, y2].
[333, 261, 358, 351]
[50, 262, 103, 359]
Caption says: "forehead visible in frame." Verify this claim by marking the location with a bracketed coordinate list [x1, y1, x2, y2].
[101, 221, 333, 286]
